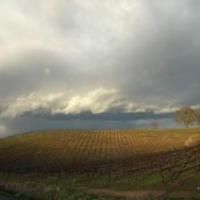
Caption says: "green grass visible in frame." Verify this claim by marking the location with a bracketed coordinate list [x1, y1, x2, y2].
[0, 171, 200, 200]
[0, 173, 121, 200]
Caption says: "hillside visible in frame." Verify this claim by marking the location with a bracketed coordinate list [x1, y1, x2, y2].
[0, 128, 200, 173]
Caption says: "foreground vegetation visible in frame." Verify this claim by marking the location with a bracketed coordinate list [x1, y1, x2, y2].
[0, 170, 200, 200]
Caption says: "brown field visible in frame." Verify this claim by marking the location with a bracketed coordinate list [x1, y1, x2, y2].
[0, 128, 200, 173]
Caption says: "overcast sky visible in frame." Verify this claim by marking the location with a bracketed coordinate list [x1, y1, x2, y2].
[0, 0, 199, 136]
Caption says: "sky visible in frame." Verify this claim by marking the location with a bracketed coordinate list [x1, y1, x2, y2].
[0, 0, 200, 137]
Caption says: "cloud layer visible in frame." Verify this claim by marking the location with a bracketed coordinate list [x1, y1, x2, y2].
[0, 0, 200, 135]
[0, 88, 180, 119]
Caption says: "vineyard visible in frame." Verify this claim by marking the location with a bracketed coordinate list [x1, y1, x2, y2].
[0, 128, 200, 174]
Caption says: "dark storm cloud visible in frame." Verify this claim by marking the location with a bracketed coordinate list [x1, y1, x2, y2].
[0, 0, 200, 135]
[2, 115, 176, 138]
[111, 0, 200, 105]
[37, 111, 174, 121]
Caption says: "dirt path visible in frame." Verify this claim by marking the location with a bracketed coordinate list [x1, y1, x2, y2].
[79, 187, 199, 199]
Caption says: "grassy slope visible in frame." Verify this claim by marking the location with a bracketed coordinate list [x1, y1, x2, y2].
[0, 128, 200, 172]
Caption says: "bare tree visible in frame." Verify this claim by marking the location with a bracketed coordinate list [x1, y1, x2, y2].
[195, 109, 200, 125]
[176, 107, 199, 127]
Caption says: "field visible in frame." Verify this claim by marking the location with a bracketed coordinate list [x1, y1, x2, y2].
[0, 128, 200, 199]
[0, 128, 200, 173]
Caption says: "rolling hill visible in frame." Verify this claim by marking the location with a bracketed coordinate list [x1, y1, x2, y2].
[0, 128, 200, 173]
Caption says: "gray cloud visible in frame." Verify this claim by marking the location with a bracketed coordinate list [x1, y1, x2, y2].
[0, 0, 199, 135]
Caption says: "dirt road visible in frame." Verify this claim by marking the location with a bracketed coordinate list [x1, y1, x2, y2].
[79, 187, 199, 199]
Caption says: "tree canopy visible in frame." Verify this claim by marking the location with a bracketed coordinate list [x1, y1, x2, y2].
[176, 107, 200, 127]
